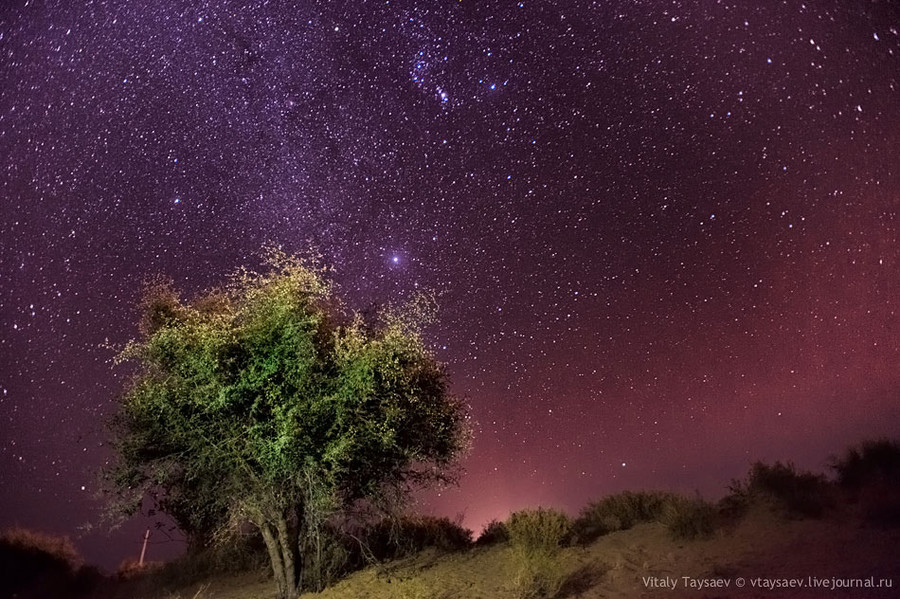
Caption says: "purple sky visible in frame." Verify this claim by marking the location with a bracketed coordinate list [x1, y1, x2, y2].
[2, 0, 899, 570]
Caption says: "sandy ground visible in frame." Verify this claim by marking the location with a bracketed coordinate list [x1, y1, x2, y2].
[581, 510, 900, 598]
[124, 508, 900, 599]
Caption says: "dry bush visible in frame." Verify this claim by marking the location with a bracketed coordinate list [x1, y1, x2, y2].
[723, 461, 834, 519]
[475, 519, 509, 546]
[0, 527, 98, 597]
[831, 439, 900, 490]
[506, 508, 570, 552]
[365, 514, 472, 560]
[659, 498, 718, 540]
[116, 557, 164, 580]
[506, 508, 571, 599]
[831, 439, 900, 526]
[573, 491, 719, 543]
[1, 527, 83, 569]
[300, 523, 353, 592]
[132, 533, 267, 592]
[574, 491, 681, 542]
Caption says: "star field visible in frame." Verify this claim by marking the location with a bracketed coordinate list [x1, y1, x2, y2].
[2, 0, 899, 568]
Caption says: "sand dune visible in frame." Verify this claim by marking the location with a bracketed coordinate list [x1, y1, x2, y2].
[131, 506, 897, 599]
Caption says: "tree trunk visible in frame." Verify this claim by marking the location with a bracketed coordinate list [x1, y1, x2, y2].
[259, 523, 289, 599]
[275, 514, 299, 596]
[258, 520, 302, 599]
[247, 498, 304, 599]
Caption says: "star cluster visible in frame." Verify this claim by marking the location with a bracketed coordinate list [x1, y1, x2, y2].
[1, 0, 899, 568]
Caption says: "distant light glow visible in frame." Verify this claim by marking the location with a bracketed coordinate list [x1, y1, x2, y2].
[3, 0, 898, 571]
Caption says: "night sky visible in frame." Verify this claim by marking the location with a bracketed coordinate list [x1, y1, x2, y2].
[2, 0, 899, 570]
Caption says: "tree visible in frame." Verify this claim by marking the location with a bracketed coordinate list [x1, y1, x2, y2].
[106, 249, 468, 599]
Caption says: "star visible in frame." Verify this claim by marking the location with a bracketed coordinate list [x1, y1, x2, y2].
[2, 0, 898, 571]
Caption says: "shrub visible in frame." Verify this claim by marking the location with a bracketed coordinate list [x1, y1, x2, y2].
[300, 525, 352, 592]
[475, 519, 509, 546]
[831, 439, 900, 526]
[830, 439, 900, 491]
[506, 508, 571, 599]
[116, 557, 163, 580]
[573, 491, 718, 542]
[0, 527, 95, 597]
[855, 487, 900, 527]
[573, 491, 684, 542]
[506, 508, 571, 553]
[1, 527, 82, 568]
[365, 515, 472, 561]
[660, 498, 717, 540]
[724, 461, 833, 519]
[72, 564, 105, 595]
[136, 531, 268, 591]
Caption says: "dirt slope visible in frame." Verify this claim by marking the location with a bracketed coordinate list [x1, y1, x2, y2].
[129, 510, 899, 599]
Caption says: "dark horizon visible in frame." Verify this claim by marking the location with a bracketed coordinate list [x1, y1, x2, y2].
[2, 0, 899, 572]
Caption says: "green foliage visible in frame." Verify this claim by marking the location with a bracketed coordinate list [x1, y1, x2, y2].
[506, 508, 571, 599]
[0, 528, 101, 598]
[723, 461, 834, 519]
[106, 248, 468, 598]
[475, 519, 509, 546]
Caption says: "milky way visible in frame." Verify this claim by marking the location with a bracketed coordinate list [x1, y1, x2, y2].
[2, 0, 899, 568]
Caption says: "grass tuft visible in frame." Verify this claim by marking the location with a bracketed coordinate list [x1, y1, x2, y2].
[506, 508, 571, 599]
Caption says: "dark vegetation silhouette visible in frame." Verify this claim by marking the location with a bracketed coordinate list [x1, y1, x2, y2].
[0, 528, 102, 598]
[474, 518, 509, 546]
[831, 438, 900, 489]
[114, 532, 267, 588]
[720, 461, 835, 519]
[4, 438, 900, 598]
[831, 438, 900, 526]
[363, 514, 473, 561]
[573, 491, 718, 543]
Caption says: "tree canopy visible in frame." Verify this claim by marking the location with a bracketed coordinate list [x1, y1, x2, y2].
[106, 249, 468, 598]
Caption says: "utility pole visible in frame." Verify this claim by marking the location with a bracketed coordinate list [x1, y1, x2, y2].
[139, 528, 150, 566]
